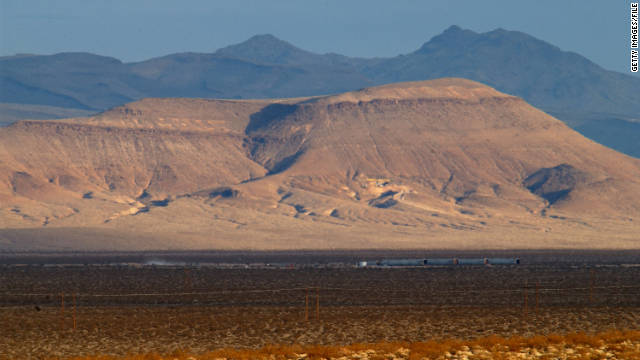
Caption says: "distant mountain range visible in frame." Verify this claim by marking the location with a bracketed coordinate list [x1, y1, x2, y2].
[1, 26, 639, 157]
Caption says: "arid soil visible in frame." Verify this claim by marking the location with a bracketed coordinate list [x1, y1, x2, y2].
[51, 331, 640, 359]
[1, 259, 639, 359]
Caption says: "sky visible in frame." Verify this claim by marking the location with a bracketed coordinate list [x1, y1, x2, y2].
[0, 0, 636, 75]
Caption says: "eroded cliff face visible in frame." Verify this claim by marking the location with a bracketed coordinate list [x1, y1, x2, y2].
[2, 79, 639, 250]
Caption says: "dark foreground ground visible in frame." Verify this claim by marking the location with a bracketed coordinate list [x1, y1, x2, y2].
[1, 250, 639, 358]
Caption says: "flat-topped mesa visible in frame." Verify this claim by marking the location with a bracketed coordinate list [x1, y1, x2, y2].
[2, 78, 640, 249]
[242, 79, 640, 217]
[29, 79, 526, 134]
[310, 78, 517, 105]
[68, 98, 276, 133]
[52, 96, 315, 133]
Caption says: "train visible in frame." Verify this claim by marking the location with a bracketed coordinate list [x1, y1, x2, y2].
[358, 257, 520, 267]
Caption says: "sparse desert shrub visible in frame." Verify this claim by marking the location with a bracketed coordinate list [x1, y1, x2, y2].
[369, 341, 407, 354]
[524, 334, 550, 348]
[204, 347, 268, 360]
[500, 335, 527, 351]
[407, 339, 463, 359]
[64, 330, 640, 360]
[343, 342, 371, 353]
[565, 331, 604, 348]
[253, 343, 304, 358]
[598, 329, 627, 345]
[624, 330, 640, 341]
[303, 344, 347, 359]
[545, 333, 564, 344]
[619, 349, 640, 360]
[474, 334, 506, 349]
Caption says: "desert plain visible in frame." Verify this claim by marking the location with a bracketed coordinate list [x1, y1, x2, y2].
[1, 251, 639, 359]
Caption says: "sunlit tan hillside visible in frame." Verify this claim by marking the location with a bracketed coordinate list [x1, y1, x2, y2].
[1, 79, 639, 250]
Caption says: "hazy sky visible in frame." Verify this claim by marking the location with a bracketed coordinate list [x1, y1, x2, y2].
[0, 0, 636, 74]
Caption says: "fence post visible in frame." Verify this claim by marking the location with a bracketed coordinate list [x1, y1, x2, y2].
[589, 268, 594, 305]
[184, 268, 192, 291]
[523, 280, 528, 318]
[535, 282, 540, 314]
[60, 292, 65, 331]
[315, 287, 320, 321]
[304, 288, 309, 322]
[73, 293, 77, 331]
